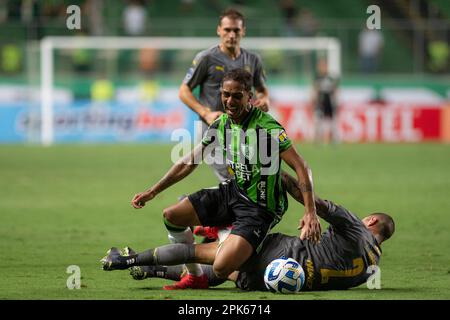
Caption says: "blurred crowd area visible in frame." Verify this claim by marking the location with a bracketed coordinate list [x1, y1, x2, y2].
[0, 0, 448, 79]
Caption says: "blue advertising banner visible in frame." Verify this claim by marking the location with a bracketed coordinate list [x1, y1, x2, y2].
[0, 100, 198, 144]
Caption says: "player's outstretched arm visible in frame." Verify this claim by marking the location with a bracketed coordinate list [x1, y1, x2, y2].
[179, 83, 223, 125]
[280, 146, 322, 243]
[131, 144, 204, 209]
[281, 171, 330, 219]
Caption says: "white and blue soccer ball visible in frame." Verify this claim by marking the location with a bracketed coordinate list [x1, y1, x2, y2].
[264, 257, 305, 294]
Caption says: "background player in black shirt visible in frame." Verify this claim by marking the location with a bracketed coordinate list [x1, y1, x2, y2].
[312, 58, 339, 144]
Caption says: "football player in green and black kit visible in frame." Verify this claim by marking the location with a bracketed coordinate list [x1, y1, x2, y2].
[101, 69, 322, 290]
[175, 8, 318, 290]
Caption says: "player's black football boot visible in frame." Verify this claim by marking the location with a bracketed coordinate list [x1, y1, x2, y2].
[100, 247, 131, 271]
[129, 265, 153, 280]
[122, 246, 152, 280]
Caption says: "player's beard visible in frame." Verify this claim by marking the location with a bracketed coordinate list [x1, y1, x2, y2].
[224, 103, 249, 123]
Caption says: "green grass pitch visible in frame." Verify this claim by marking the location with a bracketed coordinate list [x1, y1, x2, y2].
[0, 143, 449, 300]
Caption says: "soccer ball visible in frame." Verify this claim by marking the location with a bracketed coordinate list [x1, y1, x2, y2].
[264, 257, 305, 294]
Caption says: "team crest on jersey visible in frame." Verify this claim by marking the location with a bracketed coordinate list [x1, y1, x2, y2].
[244, 65, 251, 73]
[278, 130, 289, 143]
[215, 65, 225, 72]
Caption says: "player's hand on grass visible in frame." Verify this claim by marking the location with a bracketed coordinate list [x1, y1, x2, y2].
[204, 110, 223, 125]
[298, 211, 322, 244]
[131, 191, 155, 209]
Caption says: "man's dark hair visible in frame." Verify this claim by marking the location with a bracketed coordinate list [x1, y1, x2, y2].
[373, 212, 395, 241]
[222, 68, 253, 92]
[219, 8, 245, 26]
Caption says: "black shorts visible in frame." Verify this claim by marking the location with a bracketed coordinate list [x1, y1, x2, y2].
[188, 179, 277, 252]
[316, 102, 335, 118]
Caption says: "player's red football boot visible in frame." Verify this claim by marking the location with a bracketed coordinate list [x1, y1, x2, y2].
[193, 226, 220, 240]
[163, 273, 209, 290]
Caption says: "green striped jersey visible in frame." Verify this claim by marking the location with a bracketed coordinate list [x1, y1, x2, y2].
[202, 107, 292, 220]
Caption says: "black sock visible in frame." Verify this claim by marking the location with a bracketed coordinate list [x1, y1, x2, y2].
[145, 265, 185, 281]
[115, 255, 139, 268]
[200, 264, 227, 287]
[110, 250, 153, 270]
[135, 249, 156, 265]
[122, 244, 196, 268]
[113, 249, 155, 268]
[153, 243, 196, 265]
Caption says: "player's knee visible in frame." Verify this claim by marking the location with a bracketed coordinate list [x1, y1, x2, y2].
[212, 262, 232, 279]
[163, 208, 177, 224]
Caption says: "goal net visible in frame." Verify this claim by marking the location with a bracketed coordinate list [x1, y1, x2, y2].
[39, 36, 341, 145]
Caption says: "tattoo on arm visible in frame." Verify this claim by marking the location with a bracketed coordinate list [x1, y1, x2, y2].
[282, 171, 328, 218]
[282, 172, 304, 204]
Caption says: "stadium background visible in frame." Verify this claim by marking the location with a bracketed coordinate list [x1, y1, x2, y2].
[0, 0, 449, 300]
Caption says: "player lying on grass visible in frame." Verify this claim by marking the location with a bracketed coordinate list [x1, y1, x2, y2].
[101, 181, 395, 291]
[101, 68, 321, 290]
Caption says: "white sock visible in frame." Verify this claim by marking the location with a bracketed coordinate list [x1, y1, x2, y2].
[167, 227, 203, 276]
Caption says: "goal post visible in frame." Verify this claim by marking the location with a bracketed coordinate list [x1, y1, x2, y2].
[40, 36, 341, 146]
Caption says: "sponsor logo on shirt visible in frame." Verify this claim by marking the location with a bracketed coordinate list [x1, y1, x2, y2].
[257, 181, 267, 201]
[227, 160, 253, 181]
[185, 67, 194, 81]
[306, 259, 315, 290]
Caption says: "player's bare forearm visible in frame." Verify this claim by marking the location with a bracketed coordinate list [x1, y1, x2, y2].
[293, 165, 321, 242]
[151, 145, 202, 195]
[281, 171, 329, 218]
[254, 86, 270, 112]
[281, 148, 315, 210]
[131, 145, 202, 209]
[153, 161, 197, 195]
[295, 167, 315, 212]
[179, 83, 219, 124]
[311, 84, 320, 106]
[281, 147, 321, 241]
